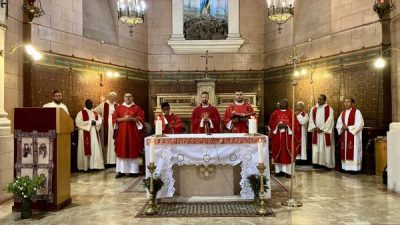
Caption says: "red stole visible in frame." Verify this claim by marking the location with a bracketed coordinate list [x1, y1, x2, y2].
[82, 110, 99, 156]
[103, 102, 118, 146]
[312, 105, 331, 146]
[340, 108, 356, 160]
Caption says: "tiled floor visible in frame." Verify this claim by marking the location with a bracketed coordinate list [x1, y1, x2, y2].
[1, 168, 399, 225]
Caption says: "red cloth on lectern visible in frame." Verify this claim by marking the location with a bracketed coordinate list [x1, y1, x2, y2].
[268, 109, 300, 164]
[191, 104, 221, 133]
[112, 104, 145, 159]
[223, 103, 255, 133]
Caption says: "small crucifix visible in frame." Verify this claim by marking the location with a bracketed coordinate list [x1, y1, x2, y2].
[201, 50, 213, 79]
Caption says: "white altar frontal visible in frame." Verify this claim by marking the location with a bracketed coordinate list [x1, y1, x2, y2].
[144, 133, 271, 200]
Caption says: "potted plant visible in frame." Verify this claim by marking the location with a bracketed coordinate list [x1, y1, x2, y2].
[247, 174, 269, 205]
[6, 175, 45, 219]
[143, 175, 164, 204]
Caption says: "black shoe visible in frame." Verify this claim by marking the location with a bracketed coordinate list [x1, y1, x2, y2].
[274, 172, 284, 177]
[128, 173, 140, 178]
[115, 173, 125, 178]
[285, 174, 292, 178]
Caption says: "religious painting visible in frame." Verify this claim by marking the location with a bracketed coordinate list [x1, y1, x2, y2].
[21, 138, 33, 164]
[14, 130, 55, 202]
[183, 0, 228, 40]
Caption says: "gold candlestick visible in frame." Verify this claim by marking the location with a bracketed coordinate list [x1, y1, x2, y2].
[144, 162, 157, 215]
[256, 163, 268, 215]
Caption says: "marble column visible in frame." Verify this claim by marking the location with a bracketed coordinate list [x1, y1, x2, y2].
[391, 1, 400, 122]
[0, 7, 13, 203]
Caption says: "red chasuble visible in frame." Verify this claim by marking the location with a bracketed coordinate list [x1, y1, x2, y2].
[161, 113, 184, 134]
[112, 104, 145, 159]
[191, 104, 221, 133]
[340, 108, 357, 161]
[223, 103, 255, 133]
[268, 109, 300, 164]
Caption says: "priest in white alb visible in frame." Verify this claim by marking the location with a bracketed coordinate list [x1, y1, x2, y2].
[76, 99, 104, 171]
[295, 101, 309, 160]
[94, 92, 119, 165]
[308, 94, 335, 168]
[43, 90, 69, 115]
[336, 98, 364, 172]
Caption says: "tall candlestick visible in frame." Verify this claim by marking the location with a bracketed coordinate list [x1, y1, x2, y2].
[149, 139, 155, 163]
[249, 117, 257, 134]
[258, 139, 263, 163]
[155, 117, 162, 135]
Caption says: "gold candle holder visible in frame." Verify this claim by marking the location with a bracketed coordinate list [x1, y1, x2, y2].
[256, 163, 268, 215]
[144, 162, 157, 215]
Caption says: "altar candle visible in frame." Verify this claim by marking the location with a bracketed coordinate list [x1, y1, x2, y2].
[258, 139, 263, 163]
[249, 116, 257, 134]
[149, 139, 155, 163]
[155, 116, 162, 135]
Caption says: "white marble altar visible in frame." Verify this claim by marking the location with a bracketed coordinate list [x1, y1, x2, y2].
[144, 133, 270, 199]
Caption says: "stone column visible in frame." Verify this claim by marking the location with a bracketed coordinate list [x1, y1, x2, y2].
[227, 0, 241, 39]
[170, 0, 185, 40]
[391, 0, 400, 122]
[0, 7, 13, 203]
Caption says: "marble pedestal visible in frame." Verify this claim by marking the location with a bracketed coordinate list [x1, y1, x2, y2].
[0, 134, 13, 203]
[387, 123, 400, 193]
[172, 165, 241, 198]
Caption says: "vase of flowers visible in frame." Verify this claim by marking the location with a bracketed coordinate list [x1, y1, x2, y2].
[6, 175, 45, 219]
[247, 174, 269, 206]
[143, 175, 164, 205]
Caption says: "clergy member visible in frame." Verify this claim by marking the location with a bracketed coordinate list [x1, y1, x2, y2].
[75, 99, 104, 171]
[308, 94, 335, 169]
[336, 98, 364, 173]
[43, 90, 69, 115]
[94, 92, 119, 166]
[191, 91, 221, 134]
[159, 102, 183, 134]
[268, 99, 299, 177]
[223, 90, 255, 133]
[112, 93, 145, 178]
[295, 101, 309, 160]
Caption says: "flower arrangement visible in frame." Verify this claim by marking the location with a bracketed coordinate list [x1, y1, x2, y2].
[6, 175, 45, 200]
[247, 174, 269, 198]
[143, 175, 164, 196]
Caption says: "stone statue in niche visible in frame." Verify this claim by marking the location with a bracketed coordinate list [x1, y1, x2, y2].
[184, 0, 228, 40]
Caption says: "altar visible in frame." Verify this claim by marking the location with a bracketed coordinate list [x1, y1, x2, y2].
[144, 133, 271, 200]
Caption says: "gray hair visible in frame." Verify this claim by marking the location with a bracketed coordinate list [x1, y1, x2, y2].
[109, 92, 117, 97]
[296, 101, 305, 107]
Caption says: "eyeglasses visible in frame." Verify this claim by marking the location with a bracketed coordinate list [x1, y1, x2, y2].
[124, 95, 133, 98]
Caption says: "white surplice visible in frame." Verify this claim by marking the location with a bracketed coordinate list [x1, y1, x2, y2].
[296, 112, 309, 160]
[336, 109, 364, 171]
[43, 101, 70, 115]
[308, 104, 335, 168]
[76, 108, 104, 171]
[94, 101, 117, 164]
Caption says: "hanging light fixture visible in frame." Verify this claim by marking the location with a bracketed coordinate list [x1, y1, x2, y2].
[373, 0, 394, 21]
[266, 0, 294, 33]
[117, 0, 147, 36]
[22, 0, 45, 23]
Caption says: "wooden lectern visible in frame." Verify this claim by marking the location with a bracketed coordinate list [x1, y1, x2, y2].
[13, 107, 74, 211]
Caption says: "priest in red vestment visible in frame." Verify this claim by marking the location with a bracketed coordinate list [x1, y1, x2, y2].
[159, 102, 183, 134]
[112, 93, 145, 178]
[223, 90, 255, 133]
[191, 91, 221, 134]
[268, 99, 300, 178]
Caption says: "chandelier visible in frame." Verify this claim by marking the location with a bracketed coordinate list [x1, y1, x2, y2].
[266, 0, 294, 33]
[117, 0, 147, 36]
[23, 0, 45, 23]
[373, 0, 393, 21]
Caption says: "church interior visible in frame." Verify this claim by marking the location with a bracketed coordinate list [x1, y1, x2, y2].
[1, 0, 400, 224]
